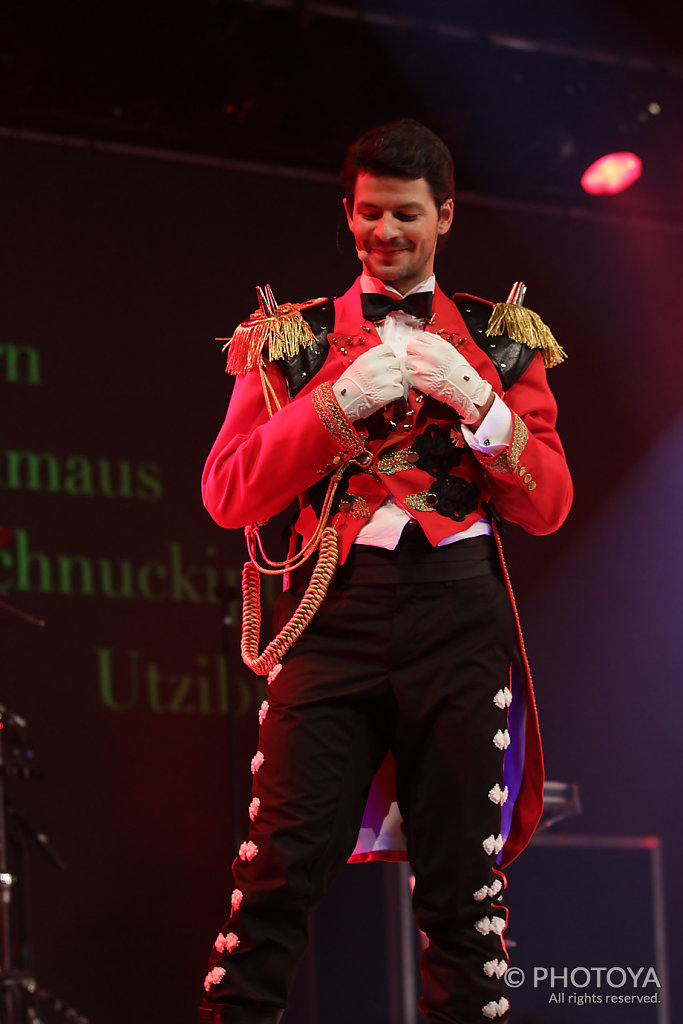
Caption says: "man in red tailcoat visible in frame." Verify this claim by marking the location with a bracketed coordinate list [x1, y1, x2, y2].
[200, 119, 572, 1024]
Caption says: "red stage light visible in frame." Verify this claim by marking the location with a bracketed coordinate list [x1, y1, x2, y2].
[581, 152, 642, 195]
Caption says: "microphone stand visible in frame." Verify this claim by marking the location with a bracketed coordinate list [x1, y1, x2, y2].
[0, 594, 89, 1024]
[0, 707, 91, 1024]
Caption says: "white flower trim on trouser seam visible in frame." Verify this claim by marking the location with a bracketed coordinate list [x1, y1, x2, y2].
[482, 996, 510, 1019]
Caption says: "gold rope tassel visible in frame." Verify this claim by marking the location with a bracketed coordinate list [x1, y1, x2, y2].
[225, 304, 319, 376]
[238, 451, 364, 675]
[240, 528, 339, 676]
[486, 303, 567, 369]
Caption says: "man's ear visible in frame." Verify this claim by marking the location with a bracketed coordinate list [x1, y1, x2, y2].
[343, 196, 354, 231]
[437, 197, 454, 235]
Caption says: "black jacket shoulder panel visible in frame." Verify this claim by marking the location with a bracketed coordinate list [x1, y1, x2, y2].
[455, 296, 536, 391]
[276, 300, 335, 397]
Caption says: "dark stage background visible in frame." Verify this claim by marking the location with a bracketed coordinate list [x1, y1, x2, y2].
[1, 132, 681, 1022]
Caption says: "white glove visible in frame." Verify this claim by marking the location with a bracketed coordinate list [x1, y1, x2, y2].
[332, 346, 404, 422]
[405, 332, 492, 425]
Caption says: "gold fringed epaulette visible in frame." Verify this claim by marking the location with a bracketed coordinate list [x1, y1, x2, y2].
[221, 285, 328, 376]
[486, 281, 567, 369]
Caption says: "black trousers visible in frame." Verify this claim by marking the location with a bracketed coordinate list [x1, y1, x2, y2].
[201, 533, 516, 1024]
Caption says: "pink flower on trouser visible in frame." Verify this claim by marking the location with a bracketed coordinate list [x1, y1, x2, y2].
[214, 931, 240, 954]
[487, 783, 509, 805]
[249, 797, 261, 821]
[482, 834, 503, 856]
[231, 888, 243, 912]
[482, 833, 504, 856]
[238, 840, 258, 861]
[474, 875, 505, 902]
[251, 751, 265, 774]
[493, 729, 510, 750]
[225, 932, 240, 952]
[483, 959, 508, 979]
[482, 996, 510, 1019]
[475, 915, 506, 937]
[258, 700, 269, 725]
[204, 967, 225, 992]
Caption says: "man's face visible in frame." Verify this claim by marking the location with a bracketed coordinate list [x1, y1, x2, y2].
[344, 173, 453, 295]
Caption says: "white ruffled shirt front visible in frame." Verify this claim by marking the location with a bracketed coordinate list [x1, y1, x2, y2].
[353, 272, 513, 550]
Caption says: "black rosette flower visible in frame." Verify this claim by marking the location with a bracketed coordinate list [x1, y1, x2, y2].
[412, 424, 462, 477]
[428, 475, 480, 522]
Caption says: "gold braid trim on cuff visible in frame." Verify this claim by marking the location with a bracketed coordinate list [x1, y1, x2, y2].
[472, 450, 508, 474]
[311, 382, 365, 457]
[472, 412, 529, 475]
[508, 412, 529, 470]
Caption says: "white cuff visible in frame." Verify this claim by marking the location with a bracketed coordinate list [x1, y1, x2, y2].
[462, 394, 513, 455]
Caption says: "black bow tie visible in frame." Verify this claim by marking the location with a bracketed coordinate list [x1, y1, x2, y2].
[360, 292, 433, 322]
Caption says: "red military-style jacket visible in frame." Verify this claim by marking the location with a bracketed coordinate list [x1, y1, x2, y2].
[202, 277, 572, 867]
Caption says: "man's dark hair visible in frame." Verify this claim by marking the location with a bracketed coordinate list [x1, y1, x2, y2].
[341, 118, 455, 213]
